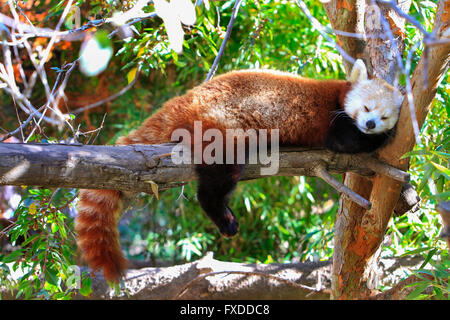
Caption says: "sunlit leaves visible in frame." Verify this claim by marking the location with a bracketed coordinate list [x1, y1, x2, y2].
[384, 76, 448, 299]
[1, 0, 447, 301]
[127, 67, 138, 84]
[28, 202, 36, 215]
[177, 234, 205, 261]
[0, 188, 85, 299]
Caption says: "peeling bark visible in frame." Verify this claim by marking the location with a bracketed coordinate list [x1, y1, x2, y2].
[364, 0, 411, 83]
[329, 0, 449, 299]
[323, 0, 369, 73]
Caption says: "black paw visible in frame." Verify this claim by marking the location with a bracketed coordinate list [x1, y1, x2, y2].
[217, 206, 239, 237]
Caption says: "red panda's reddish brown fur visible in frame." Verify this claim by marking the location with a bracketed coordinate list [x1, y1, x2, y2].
[75, 189, 127, 281]
[117, 70, 352, 147]
[75, 70, 355, 282]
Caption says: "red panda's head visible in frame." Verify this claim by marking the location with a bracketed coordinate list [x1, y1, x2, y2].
[344, 59, 403, 134]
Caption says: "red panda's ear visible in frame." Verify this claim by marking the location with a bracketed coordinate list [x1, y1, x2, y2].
[348, 59, 368, 84]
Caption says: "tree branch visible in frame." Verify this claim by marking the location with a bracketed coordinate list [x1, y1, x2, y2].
[0, 143, 408, 205]
[312, 162, 372, 210]
[205, 0, 243, 81]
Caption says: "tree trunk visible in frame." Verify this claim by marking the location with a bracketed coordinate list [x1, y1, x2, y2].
[323, 0, 369, 73]
[328, 0, 449, 299]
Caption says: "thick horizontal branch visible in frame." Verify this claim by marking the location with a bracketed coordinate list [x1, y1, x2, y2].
[0, 142, 408, 198]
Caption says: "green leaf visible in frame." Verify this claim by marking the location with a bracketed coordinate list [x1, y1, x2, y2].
[400, 247, 432, 257]
[406, 281, 430, 300]
[21, 234, 40, 247]
[44, 268, 59, 286]
[2, 249, 24, 263]
[419, 248, 438, 269]
[79, 276, 92, 297]
[429, 190, 450, 200]
[57, 219, 67, 239]
[95, 30, 112, 49]
[417, 165, 433, 191]
[430, 161, 450, 178]
[401, 149, 432, 159]
[51, 222, 59, 233]
[278, 226, 290, 236]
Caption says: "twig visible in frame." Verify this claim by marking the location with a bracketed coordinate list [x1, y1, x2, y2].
[0, 12, 53, 39]
[313, 162, 372, 210]
[295, 0, 356, 65]
[364, 157, 410, 183]
[107, 12, 157, 39]
[376, 0, 430, 38]
[0, 105, 47, 143]
[205, 0, 243, 82]
[0, 70, 55, 124]
[12, 98, 25, 142]
[370, 273, 434, 300]
[89, 113, 108, 145]
[2, 11, 158, 43]
[0, 59, 79, 143]
[0, 220, 17, 237]
[6, 1, 65, 126]
[33, 0, 74, 124]
[71, 70, 139, 114]
[5, 0, 156, 42]
[24, 61, 79, 142]
[53, 60, 80, 114]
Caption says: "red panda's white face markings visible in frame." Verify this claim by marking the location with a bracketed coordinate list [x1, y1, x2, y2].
[344, 60, 402, 135]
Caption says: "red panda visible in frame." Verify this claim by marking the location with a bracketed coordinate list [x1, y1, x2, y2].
[75, 59, 402, 282]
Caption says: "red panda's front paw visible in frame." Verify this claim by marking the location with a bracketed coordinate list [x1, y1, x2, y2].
[218, 206, 239, 237]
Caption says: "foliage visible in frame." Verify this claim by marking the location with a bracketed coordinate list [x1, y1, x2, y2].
[0, 0, 447, 300]
[121, 176, 338, 265]
[382, 78, 449, 299]
[0, 188, 91, 299]
[380, 0, 449, 298]
[406, 256, 449, 300]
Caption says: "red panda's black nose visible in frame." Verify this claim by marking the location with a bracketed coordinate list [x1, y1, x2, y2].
[366, 120, 376, 130]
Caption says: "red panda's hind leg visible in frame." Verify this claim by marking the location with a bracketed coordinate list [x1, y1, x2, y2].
[195, 164, 245, 237]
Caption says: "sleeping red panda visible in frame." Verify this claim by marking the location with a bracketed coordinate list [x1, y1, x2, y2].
[75, 59, 402, 282]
